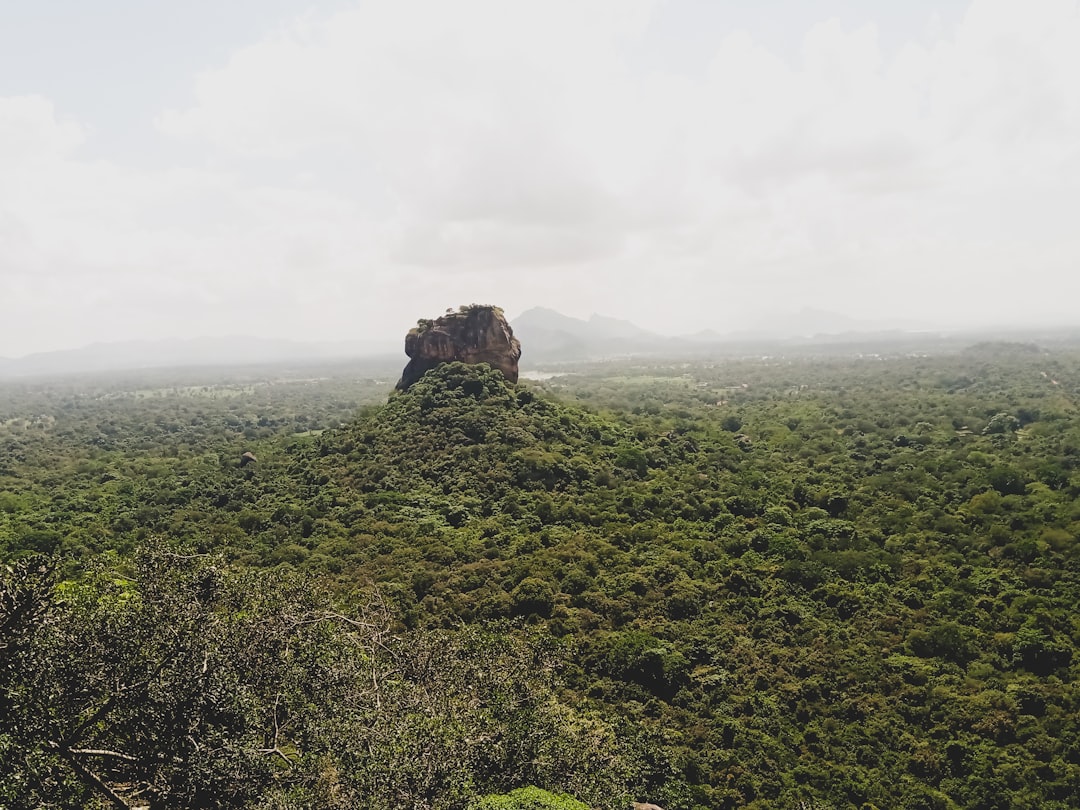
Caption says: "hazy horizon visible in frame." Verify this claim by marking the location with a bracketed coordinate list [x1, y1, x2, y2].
[3, 0, 1079, 355]
[4, 303, 1079, 365]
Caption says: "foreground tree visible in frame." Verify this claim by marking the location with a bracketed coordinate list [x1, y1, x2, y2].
[0, 546, 634, 809]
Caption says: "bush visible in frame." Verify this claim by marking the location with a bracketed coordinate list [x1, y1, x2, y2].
[470, 786, 590, 810]
[511, 577, 556, 617]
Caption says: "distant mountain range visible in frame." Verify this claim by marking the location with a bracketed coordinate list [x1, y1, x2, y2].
[0, 310, 679, 378]
[1, 307, 1038, 379]
[509, 306, 940, 362]
[510, 307, 676, 361]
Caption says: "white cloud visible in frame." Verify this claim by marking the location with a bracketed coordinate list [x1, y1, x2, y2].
[0, 96, 84, 158]
[2, 0, 1080, 353]
[0, 96, 401, 353]
[155, 0, 690, 267]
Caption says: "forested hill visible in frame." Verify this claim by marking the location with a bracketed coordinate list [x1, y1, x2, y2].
[2, 349, 1080, 808]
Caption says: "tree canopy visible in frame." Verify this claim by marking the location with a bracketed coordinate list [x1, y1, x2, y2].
[3, 347, 1080, 808]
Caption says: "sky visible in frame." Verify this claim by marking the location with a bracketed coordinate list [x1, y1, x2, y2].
[1, 0, 1079, 356]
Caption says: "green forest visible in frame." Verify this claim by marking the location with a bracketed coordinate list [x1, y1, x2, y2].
[2, 343, 1080, 809]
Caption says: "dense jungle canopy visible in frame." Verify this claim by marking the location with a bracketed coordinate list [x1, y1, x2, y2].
[2, 345, 1079, 808]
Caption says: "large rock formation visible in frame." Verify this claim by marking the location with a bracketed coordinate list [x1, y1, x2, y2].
[396, 305, 522, 391]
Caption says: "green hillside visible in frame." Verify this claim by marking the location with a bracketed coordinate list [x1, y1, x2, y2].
[3, 350, 1080, 808]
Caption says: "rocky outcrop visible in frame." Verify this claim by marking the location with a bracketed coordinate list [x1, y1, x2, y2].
[396, 305, 521, 391]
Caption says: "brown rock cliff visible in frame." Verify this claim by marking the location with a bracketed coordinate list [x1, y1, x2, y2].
[395, 305, 522, 391]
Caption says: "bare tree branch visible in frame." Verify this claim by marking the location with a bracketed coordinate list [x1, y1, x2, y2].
[53, 743, 130, 810]
[68, 748, 138, 763]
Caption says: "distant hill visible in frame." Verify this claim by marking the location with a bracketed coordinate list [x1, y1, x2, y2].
[0, 336, 400, 379]
[510, 307, 940, 362]
[2, 307, 1012, 378]
[511, 307, 674, 361]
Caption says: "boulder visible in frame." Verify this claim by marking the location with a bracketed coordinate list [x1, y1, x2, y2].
[396, 305, 521, 391]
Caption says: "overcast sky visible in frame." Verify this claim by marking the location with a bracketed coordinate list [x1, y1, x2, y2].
[1, 0, 1078, 355]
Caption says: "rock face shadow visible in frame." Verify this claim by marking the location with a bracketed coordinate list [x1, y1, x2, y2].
[396, 305, 522, 391]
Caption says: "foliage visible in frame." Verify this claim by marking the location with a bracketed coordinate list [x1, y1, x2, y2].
[4, 345, 1080, 808]
[469, 786, 591, 810]
[0, 546, 632, 809]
